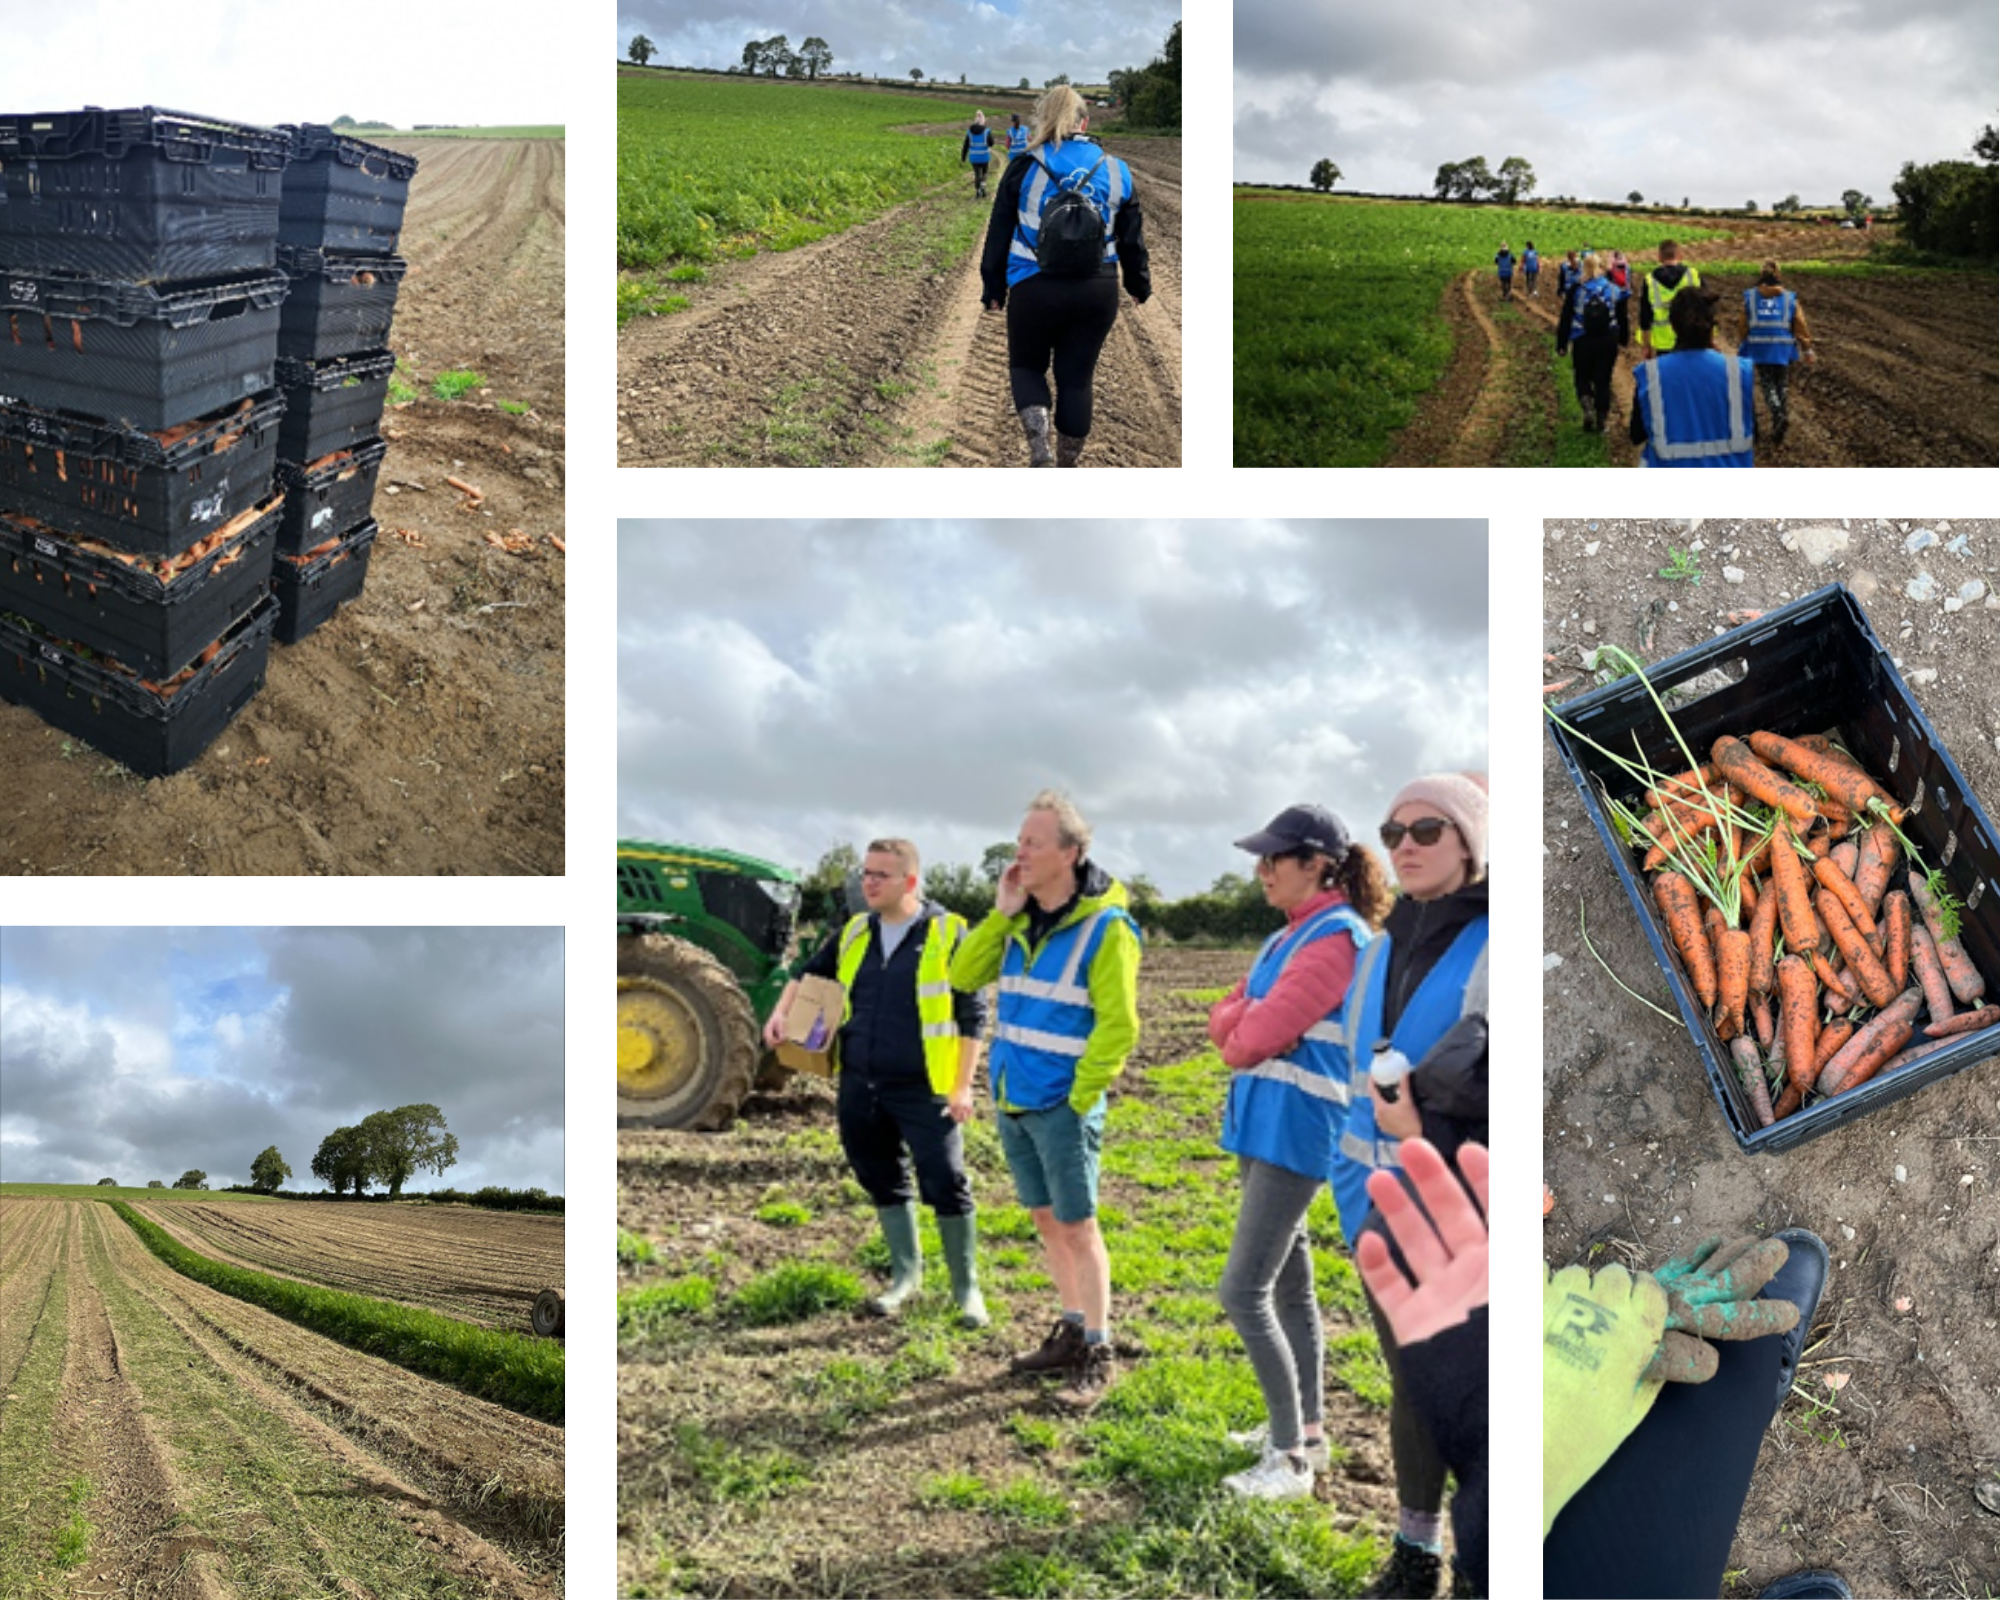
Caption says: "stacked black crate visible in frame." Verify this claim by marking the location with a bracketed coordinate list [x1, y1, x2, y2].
[0, 106, 288, 777]
[271, 125, 417, 644]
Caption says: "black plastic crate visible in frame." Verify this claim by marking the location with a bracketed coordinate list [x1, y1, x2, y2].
[0, 106, 288, 282]
[274, 246, 406, 360]
[0, 593, 273, 777]
[0, 495, 277, 677]
[273, 436, 384, 555]
[274, 515, 375, 643]
[0, 269, 286, 430]
[277, 125, 417, 252]
[1548, 582, 2000, 1154]
[274, 348, 392, 460]
[0, 390, 282, 555]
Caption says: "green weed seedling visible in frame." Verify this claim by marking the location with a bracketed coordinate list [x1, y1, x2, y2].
[387, 365, 420, 406]
[729, 1261, 864, 1326]
[1005, 1411, 1063, 1455]
[618, 1276, 715, 1342]
[496, 398, 532, 416]
[917, 1470, 989, 1511]
[432, 369, 487, 401]
[676, 1423, 812, 1504]
[1658, 546, 1702, 584]
[51, 1478, 92, 1568]
[617, 1228, 657, 1265]
[755, 1198, 813, 1227]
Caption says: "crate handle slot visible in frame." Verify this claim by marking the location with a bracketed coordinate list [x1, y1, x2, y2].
[1887, 734, 1901, 773]
[1941, 829, 1958, 868]
[1968, 880, 1986, 913]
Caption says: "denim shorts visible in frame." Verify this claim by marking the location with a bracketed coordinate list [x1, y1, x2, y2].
[996, 1100, 1105, 1223]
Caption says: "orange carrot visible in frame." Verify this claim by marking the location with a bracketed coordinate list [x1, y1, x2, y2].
[1873, 1035, 1957, 1077]
[1923, 1003, 2000, 1038]
[1747, 730, 1897, 821]
[1748, 873, 1780, 996]
[1713, 736, 1819, 826]
[1776, 955, 1819, 1094]
[1772, 1080, 1803, 1120]
[1814, 987, 1924, 1096]
[1770, 828, 1819, 955]
[1821, 1015, 1914, 1097]
[1883, 890, 1911, 994]
[1645, 765, 1720, 812]
[1812, 1016, 1857, 1071]
[1750, 991, 1774, 1049]
[1817, 889, 1897, 1009]
[1655, 872, 1717, 1010]
[1717, 927, 1751, 1041]
[1729, 1035, 1775, 1127]
[1811, 856, 1877, 939]
[1852, 821, 1899, 915]
[1907, 871, 1986, 1005]
[1809, 950, 1855, 1009]
[1909, 923, 1955, 1027]
[1830, 840, 1860, 881]
[1806, 830, 1832, 860]
[1740, 872, 1759, 919]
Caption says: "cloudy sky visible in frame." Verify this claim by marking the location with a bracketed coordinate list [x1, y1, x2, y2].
[0, 928, 564, 1192]
[618, 0, 1179, 88]
[620, 521, 1488, 898]
[1235, 0, 1996, 206]
[1, 1, 565, 128]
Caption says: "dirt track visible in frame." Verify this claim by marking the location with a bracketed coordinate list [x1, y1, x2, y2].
[617, 138, 1181, 467]
[0, 138, 566, 876]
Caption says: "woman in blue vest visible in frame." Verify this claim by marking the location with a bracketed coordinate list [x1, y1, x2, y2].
[960, 112, 993, 199]
[1555, 253, 1631, 435]
[1342, 773, 1489, 1600]
[1735, 259, 1815, 448]
[1206, 805, 1393, 1500]
[1629, 288, 1756, 468]
[1522, 240, 1540, 298]
[978, 84, 1152, 467]
[1005, 113, 1029, 161]
[1493, 243, 1515, 301]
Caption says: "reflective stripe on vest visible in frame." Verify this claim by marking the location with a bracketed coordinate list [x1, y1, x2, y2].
[991, 903, 1136, 1108]
[835, 910, 967, 1095]
[1741, 289, 1797, 360]
[1008, 127, 1028, 155]
[1641, 354, 1754, 463]
[1009, 142, 1124, 277]
[968, 128, 989, 159]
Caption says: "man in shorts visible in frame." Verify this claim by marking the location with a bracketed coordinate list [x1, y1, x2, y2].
[952, 790, 1141, 1409]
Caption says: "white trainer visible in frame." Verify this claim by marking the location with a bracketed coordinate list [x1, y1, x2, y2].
[1226, 1423, 1330, 1472]
[1222, 1444, 1315, 1500]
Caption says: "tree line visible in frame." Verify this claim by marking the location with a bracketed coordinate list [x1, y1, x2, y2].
[1894, 125, 1996, 259]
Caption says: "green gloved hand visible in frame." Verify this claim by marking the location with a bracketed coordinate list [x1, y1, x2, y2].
[1543, 1262, 1670, 1536]
[1646, 1235, 1799, 1377]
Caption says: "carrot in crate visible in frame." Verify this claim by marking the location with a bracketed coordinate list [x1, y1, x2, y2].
[1818, 890, 1897, 1008]
[1883, 891, 1912, 993]
[1728, 1035, 1775, 1127]
[1910, 924, 1956, 1027]
[1815, 988, 1924, 1097]
[1907, 871, 1985, 1005]
[1748, 877, 1781, 995]
[1770, 829, 1819, 955]
[1812, 1017, 1857, 1073]
[1655, 871, 1718, 1010]
[1923, 1004, 2000, 1038]
[1747, 731, 1901, 821]
[1776, 955, 1819, 1097]
[1713, 737, 1819, 826]
[1821, 1015, 1915, 1097]
[1812, 856, 1877, 938]
[1853, 820, 1900, 915]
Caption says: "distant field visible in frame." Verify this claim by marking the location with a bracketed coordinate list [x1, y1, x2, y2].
[0, 1181, 275, 1203]
[351, 124, 563, 138]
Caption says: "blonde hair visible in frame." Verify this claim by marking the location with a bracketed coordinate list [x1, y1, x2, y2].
[865, 837, 921, 876]
[1581, 252, 1604, 281]
[1028, 85, 1087, 150]
[1025, 789, 1091, 856]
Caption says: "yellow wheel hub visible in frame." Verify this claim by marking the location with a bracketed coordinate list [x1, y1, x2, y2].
[618, 979, 703, 1102]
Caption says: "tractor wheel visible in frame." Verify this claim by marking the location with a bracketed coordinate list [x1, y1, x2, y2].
[753, 1050, 790, 1091]
[531, 1288, 565, 1338]
[618, 935, 759, 1131]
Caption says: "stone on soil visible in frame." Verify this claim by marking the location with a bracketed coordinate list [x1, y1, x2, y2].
[1907, 572, 1939, 602]
[1781, 526, 1849, 565]
[1906, 529, 1939, 553]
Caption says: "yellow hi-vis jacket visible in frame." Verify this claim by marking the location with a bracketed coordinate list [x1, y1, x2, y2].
[835, 910, 968, 1095]
[1646, 263, 1703, 351]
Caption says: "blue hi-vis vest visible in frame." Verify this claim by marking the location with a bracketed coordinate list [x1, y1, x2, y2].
[991, 904, 1140, 1110]
[1495, 250, 1514, 277]
[968, 126, 991, 163]
[1524, 248, 1539, 272]
[1566, 277, 1626, 341]
[1337, 917, 1490, 1242]
[1007, 139, 1127, 287]
[1008, 125, 1029, 157]
[1220, 904, 1372, 1186]
[1742, 288, 1798, 365]
[1635, 351, 1756, 468]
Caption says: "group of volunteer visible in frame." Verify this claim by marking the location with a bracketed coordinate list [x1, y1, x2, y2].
[766, 778, 1492, 1599]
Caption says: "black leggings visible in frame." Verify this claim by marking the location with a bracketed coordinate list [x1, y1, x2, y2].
[1569, 332, 1618, 418]
[1006, 271, 1119, 438]
[1543, 1324, 1787, 1597]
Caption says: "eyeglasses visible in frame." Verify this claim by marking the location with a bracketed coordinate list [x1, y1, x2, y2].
[1257, 849, 1311, 871]
[1380, 817, 1455, 849]
[859, 869, 902, 884]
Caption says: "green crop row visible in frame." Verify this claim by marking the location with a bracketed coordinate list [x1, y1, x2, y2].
[109, 1201, 564, 1425]
[619, 74, 970, 268]
[1233, 195, 1725, 467]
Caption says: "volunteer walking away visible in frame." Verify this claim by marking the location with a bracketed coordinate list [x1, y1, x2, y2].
[979, 85, 1151, 468]
[1630, 288, 1756, 468]
[1493, 243, 1515, 300]
[961, 111, 993, 199]
[1555, 252, 1631, 435]
[1735, 259, 1814, 448]
[1639, 240, 1701, 358]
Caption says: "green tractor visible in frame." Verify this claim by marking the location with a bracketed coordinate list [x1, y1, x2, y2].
[617, 841, 808, 1131]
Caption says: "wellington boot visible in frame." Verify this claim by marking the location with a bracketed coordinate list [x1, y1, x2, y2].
[937, 1212, 989, 1328]
[1055, 431, 1086, 467]
[1019, 405, 1054, 467]
[867, 1203, 923, 1317]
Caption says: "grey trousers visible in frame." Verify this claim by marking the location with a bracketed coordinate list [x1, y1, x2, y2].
[1219, 1156, 1326, 1453]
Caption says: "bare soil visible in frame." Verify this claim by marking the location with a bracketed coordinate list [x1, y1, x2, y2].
[0, 138, 566, 875]
[617, 139, 1181, 468]
[1543, 521, 2000, 1598]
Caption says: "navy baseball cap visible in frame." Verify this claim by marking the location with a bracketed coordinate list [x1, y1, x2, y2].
[1234, 804, 1352, 860]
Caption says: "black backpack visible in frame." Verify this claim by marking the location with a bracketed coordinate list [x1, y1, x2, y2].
[1030, 153, 1110, 278]
[1580, 286, 1615, 338]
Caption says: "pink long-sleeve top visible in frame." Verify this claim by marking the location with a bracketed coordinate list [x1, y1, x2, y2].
[1206, 887, 1361, 1070]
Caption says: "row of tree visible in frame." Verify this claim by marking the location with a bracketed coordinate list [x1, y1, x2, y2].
[1433, 156, 1538, 204]
[1894, 126, 1997, 260]
[311, 1105, 460, 1199]
[1107, 22, 1180, 130]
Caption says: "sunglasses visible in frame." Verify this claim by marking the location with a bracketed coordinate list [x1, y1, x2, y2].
[1380, 817, 1455, 849]
[1256, 848, 1315, 871]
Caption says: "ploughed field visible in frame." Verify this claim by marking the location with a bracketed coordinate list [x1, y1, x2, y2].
[133, 1197, 564, 1331]
[0, 1196, 563, 1598]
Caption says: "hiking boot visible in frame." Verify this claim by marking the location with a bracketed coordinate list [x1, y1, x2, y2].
[865, 1202, 923, 1317]
[1055, 431, 1086, 467]
[937, 1212, 989, 1329]
[1010, 1316, 1085, 1376]
[1448, 1561, 1482, 1599]
[1051, 1342, 1117, 1411]
[1222, 1445, 1314, 1500]
[1768, 1229, 1829, 1405]
[1758, 1573, 1852, 1600]
[1019, 405, 1054, 467]
[1364, 1536, 1442, 1598]
[1226, 1422, 1331, 1473]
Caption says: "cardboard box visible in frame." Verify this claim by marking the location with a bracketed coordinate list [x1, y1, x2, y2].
[773, 975, 844, 1077]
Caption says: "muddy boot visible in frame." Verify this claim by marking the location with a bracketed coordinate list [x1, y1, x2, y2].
[1018, 405, 1054, 467]
[936, 1212, 988, 1328]
[1364, 1536, 1442, 1598]
[1055, 431, 1086, 467]
[1051, 1341, 1117, 1411]
[867, 1202, 923, 1317]
[1010, 1315, 1084, 1375]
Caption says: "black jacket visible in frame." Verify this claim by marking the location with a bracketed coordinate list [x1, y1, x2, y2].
[1638, 262, 1695, 332]
[803, 902, 987, 1084]
[1383, 876, 1489, 1158]
[978, 143, 1151, 308]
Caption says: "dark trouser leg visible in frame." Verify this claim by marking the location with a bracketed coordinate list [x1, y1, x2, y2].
[1046, 275, 1119, 439]
[1006, 283, 1057, 414]
[836, 1073, 914, 1207]
[1363, 1276, 1450, 1515]
[1758, 364, 1790, 442]
[881, 1077, 974, 1218]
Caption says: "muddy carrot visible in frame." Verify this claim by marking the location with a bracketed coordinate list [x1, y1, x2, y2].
[1806, 830, 1832, 860]
[1740, 872, 1759, 920]
[1814, 987, 1924, 1096]
[1883, 890, 1911, 994]
[1923, 1004, 2000, 1038]
[1873, 1035, 1958, 1077]
[1776, 955, 1819, 1095]
[1812, 1016, 1857, 1072]
[1817, 889, 1897, 1009]
[1750, 991, 1775, 1049]
[1812, 856, 1877, 939]
[1772, 1080, 1803, 1120]
[1640, 802, 1728, 872]
[1713, 736, 1819, 827]
[1910, 923, 1955, 1027]
[1907, 871, 1986, 1004]
[1655, 871, 1718, 1010]
[1820, 1015, 1914, 1097]
[1747, 730, 1896, 820]
[1852, 821, 1900, 915]
[1809, 950, 1855, 1009]
[1717, 926, 1751, 1041]
[1645, 765, 1720, 811]
[1830, 839, 1860, 881]
[1729, 1035, 1776, 1128]
[1770, 828, 1819, 955]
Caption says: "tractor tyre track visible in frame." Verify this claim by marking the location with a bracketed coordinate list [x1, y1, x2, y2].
[1514, 290, 1641, 465]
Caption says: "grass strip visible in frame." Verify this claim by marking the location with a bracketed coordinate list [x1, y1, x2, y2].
[109, 1201, 563, 1425]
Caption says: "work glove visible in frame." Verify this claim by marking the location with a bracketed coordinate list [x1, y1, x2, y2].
[1542, 1262, 1670, 1536]
[1652, 1235, 1800, 1346]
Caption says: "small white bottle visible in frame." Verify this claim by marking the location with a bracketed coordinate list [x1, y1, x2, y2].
[1370, 1040, 1412, 1103]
